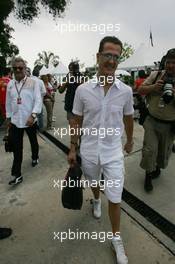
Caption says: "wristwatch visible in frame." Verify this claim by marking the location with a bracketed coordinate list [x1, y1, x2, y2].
[31, 113, 37, 119]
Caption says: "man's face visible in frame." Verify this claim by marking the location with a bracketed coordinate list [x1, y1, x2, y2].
[97, 42, 122, 76]
[165, 58, 175, 76]
[12, 62, 26, 81]
[47, 74, 52, 82]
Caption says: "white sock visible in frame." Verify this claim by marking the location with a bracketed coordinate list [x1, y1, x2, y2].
[112, 232, 121, 240]
[94, 198, 100, 202]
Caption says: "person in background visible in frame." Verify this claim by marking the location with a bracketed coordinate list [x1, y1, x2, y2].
[59, 61, 82, 126]
[26, 67, 31, 77]
[134, 70, 147, 93]
[133, 70, 147, 121]
[47, 74, 56, 122]
[0, 68, 11, 120]
[158, 55, 175, 154]
[6, 57, 42, 185]
[41, 75, 54, 130]
[0, 68, 13, 238]
[32, 69, 46, 131]
[138, 49, 175, 192]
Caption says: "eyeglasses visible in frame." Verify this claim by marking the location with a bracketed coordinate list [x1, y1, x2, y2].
[100, 53, 120, 62]
[12, 66, 24, 71]
[166, 60, 175, 65]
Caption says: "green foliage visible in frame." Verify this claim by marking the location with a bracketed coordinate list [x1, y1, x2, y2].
[120, 42, 134, 63]
[0, 0, 69, 65]
[0, 22, 19, 61]
[13, 0, 70, 23]
[0, 1, 14, 21]
[34, 51, 60, 68]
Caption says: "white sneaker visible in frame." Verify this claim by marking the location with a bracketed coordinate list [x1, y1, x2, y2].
[111, 236, 128, 264]
[92, 199, 101, 219]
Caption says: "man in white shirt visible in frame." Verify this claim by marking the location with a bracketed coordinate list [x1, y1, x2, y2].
[68, 36, 134, 264]
[6, 57, 42, 185]
[31, 68, 46, 131]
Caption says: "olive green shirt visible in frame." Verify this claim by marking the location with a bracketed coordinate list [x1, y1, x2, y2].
[143, 71, 175, 121]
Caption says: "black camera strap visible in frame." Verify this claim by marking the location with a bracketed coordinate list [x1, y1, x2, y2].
[152, 70, 162, 85]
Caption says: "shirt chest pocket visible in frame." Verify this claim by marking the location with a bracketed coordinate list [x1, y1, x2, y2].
[108, 105, 123, 128]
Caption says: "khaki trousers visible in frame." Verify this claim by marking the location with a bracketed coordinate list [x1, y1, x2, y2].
[44, 100, 53, 129]
[140, 115, 175, 172]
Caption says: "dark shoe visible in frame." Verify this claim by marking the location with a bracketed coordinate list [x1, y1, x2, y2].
[144, 173, 153, 192]
[172, 144, 175, 153]
[9, 176, 23, 185]
[151, 166, 161, 179]
[32, 159, 39, 167]
[0, 227, 12, 240]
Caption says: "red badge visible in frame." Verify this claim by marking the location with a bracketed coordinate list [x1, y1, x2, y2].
[17, 97, 22, 104]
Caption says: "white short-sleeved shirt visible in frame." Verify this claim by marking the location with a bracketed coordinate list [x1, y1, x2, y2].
[31, 76, 46, 97]
[72, 78, 134, 165]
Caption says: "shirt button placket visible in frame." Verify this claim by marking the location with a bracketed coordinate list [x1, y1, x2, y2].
[98, 97, 106, 163]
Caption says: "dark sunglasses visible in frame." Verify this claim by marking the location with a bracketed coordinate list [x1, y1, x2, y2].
[100, 53, 120, 62]
[13, 66, 24, 71]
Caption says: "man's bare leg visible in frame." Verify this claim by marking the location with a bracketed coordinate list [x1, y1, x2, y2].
[108, 201, 120, 234]
[109, 201, 128, 263]
[91, 186, 100, 199]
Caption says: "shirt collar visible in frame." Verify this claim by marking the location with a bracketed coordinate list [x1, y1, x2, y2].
[15, 75, 27, 84]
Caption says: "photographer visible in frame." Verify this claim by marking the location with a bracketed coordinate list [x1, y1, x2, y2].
[59, 61, 83, 124]
[138, 49, 175, 192]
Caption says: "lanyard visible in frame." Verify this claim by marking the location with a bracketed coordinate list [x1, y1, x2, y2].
[15, 77, 27, 98]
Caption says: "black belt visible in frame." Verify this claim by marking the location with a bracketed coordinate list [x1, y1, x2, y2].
[148, 113, 175, 124]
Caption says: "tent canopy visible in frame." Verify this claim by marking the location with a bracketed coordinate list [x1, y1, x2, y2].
[115, 69, 131, 76]
[119, 43, 163, 71]
[39, 61, 68, 76]
[50, 62, 68, 75]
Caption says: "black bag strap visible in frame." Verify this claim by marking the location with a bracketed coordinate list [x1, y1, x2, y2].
[152, 71, 162, 85]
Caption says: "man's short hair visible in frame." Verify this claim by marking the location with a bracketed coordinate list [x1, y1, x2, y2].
[165, 49, 175, 60]
[98, 36, 123, 53]
[68, 61, 79, 70]
[11, 57, 26, 67]
[138, 70, 146, 78]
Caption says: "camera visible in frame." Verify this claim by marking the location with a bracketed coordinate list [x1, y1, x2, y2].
[162, 73, 174, 104]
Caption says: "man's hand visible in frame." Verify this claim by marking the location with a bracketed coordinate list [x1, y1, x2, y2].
[124, 141, 134, 154]
[67, 150, 77, 167]
[153, 79, 164, 92]
[26, 116, 34, 127]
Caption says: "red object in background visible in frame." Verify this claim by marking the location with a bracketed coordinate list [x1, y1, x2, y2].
[134, 77, 146, 96]
[135, 78, 145, 89]
[0, 76, 10, 118]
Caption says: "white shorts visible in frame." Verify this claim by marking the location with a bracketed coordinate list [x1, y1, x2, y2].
[81, 157, 124, 203]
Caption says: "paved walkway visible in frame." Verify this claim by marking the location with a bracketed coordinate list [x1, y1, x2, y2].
[0, 129, 175, 264]
[50, 92, 175, 224]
